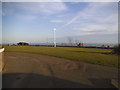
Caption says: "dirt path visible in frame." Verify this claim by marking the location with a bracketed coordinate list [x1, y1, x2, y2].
[3, 52, 118, 88]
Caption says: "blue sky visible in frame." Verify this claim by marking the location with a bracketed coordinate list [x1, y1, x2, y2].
[2, 2, 118, 44]
[0, 1, 2, 46]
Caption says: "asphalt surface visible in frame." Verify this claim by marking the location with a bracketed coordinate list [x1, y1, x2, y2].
[2, 52, 118, 88]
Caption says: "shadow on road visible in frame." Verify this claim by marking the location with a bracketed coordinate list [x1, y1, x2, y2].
[3, 73, 117, 88]
[3, 73, 92, 88]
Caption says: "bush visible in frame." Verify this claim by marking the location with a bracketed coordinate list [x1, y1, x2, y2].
[112, 44, 120, 55]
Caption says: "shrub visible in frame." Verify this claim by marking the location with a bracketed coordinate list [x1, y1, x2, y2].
[112, 44, 120, 55]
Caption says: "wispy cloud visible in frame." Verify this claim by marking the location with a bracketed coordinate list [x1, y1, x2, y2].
[62, 2, 117, 27]
[73, 25, 107, 32]
[3, 2, 68, 23]
[17, 14, 37, 22]
[50, 19, 64, 23]
[56, 14, 68, 18]
[60, 2, 118, 35]
[73, 23, 117, 35]
[3, 2, 68, 16]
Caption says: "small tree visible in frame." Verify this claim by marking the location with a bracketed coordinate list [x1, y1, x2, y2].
[112, 44, 120, 55]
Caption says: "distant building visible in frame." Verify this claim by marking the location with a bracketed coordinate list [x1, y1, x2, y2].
[17, 42, 29, 46]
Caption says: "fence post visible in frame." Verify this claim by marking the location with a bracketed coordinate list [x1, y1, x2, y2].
[0, 48, 5, 71]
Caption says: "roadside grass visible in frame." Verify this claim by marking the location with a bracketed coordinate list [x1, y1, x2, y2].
[4, 46, 119, 68]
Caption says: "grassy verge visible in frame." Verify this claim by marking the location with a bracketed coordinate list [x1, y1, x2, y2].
[4, 46, 119, 68]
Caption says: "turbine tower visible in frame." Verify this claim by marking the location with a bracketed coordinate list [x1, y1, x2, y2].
[53, 28, 56, 47]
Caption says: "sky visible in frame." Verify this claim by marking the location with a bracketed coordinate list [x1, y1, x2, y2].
[2, 2, 118, 44]
[0, 1, 2, 46]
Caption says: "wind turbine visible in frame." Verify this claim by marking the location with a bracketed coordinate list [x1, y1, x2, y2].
[53, 28, 56, 47]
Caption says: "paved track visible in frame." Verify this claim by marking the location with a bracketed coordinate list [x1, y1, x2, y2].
[3, 52, 118, 88]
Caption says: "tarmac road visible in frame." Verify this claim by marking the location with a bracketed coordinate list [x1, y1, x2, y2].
[2, 52, 118, 88]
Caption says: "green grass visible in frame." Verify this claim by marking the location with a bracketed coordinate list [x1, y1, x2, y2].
[4, 46, 119, 68]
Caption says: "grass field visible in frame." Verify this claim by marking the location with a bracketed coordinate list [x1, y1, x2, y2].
[4, 46, 118, 68]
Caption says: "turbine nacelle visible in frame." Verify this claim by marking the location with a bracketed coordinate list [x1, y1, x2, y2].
[54, 28, 57, 31]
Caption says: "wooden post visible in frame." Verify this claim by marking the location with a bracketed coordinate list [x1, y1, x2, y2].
[0, 48, 4, 71]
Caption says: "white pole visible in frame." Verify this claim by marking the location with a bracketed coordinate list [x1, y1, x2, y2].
[54, 28, 56, 47]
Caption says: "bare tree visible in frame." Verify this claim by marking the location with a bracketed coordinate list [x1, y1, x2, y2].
[67, 37, 74, 46]
[74, 40, 80, 46]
